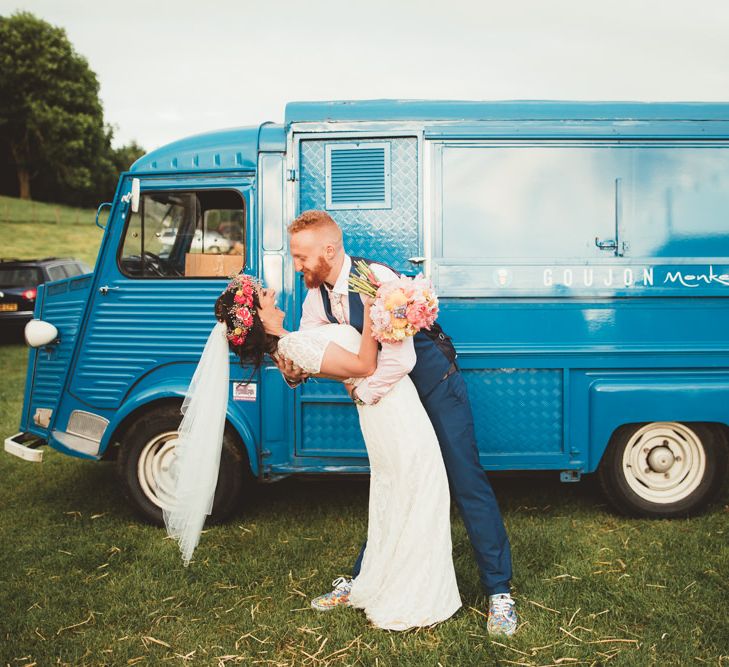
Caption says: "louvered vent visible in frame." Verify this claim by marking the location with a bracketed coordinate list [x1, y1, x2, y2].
[325, 142, 391, 210]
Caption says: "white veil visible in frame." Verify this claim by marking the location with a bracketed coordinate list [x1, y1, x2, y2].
[163, 321, 229, 566]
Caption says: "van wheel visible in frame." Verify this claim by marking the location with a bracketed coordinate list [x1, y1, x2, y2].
[117, 403, 249, 526]
[598, 421, 727, 517]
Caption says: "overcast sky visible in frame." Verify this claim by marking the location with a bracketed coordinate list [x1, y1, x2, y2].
[3, 0, 729, 151]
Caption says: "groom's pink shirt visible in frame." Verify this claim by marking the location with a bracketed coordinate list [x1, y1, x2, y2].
[299, 254, 417, 404]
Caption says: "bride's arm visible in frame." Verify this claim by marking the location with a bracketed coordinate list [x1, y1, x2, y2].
[318, 300, 378, 379]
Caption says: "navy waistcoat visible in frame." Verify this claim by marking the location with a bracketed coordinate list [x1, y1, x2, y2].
[319, 256, 456, 397]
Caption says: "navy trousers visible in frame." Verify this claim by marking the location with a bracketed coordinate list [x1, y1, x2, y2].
[351, 368, 513, 596]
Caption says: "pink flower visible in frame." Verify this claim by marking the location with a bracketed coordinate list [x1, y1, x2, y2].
[233, 292, 246, 304]
[238, 308, 253, 327]
[405, 302, 429, 329]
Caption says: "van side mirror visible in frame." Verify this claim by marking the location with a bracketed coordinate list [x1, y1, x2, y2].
[131, 178, 141, 213]
[25, 319, 59, 348]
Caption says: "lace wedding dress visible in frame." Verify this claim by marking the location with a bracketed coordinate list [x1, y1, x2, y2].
[278, 323, 462, 630]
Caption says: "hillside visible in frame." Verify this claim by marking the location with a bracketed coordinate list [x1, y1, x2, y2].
[0, 195, 102, 267]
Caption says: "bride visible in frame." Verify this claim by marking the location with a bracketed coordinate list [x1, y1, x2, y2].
[164, 273, 461, 631]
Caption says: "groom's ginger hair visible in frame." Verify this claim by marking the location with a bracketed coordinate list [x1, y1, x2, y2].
[288, 210, 342, 247]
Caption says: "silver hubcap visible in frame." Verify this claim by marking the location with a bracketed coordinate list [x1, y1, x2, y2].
[622, 422, 706, 504]
[647, 446, 674, 473]
[137, 431, 180, 510]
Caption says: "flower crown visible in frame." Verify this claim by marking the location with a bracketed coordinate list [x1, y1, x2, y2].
[222, 273, 260, 346]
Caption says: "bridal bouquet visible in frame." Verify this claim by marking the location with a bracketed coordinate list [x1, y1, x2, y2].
[348, 259, 439, 343]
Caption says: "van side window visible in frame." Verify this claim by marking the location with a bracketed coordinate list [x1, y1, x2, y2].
[439, 146, 617, 261]
[119, 190, 246, 278]
[437, 144, 729, 264]
[623, 147, 729, 257]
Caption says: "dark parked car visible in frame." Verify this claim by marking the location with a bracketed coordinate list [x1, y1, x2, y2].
[0, 258, 92, 336]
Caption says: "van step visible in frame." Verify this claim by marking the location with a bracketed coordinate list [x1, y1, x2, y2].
[4, 432, 46, 463]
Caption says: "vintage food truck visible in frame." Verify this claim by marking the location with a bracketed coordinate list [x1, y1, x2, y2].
[5, 100, 729, 523]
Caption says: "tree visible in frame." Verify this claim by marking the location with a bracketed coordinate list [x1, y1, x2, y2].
[0, 12, 115, 202]
[111, 141, 146, 173]
[85, 139, 146, 208]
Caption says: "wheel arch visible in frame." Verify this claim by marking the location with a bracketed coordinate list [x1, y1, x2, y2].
[100, 388, 260, 477]
[588, 377, 729, 471]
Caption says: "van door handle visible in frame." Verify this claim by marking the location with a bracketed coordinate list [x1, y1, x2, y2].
[595, 238, 618, 251]
[99, 286, 120, 295]
[408, 256, 426, 265]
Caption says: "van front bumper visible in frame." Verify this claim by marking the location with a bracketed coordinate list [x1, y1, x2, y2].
[4, 432, 45, 462]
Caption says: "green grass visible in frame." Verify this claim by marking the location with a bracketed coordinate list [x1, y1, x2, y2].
[0, 194, 103, 267]
[0, 194, 100, 226]
[1, 341, 728, 666]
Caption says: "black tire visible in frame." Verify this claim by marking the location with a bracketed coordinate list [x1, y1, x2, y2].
[598, 421, 728, 518]
[116, 402, 250, 525]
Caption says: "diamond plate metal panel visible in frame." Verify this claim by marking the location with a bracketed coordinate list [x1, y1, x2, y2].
[463, 369, 563, 454]
[300, 379, 348, 399]
[301, 403, 367, 455]
[299, 137, 419, 273]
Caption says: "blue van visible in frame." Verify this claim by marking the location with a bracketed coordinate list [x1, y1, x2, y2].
[5, 100, 729, 522]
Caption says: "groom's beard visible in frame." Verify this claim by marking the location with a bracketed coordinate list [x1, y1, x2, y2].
[302, 256, 332, 289]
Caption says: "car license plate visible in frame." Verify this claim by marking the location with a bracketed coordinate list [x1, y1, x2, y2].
[0, 303, 18, 311]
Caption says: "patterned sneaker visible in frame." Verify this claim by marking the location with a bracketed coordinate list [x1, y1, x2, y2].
[310, 577, 352, 611]
[487, 593, 518, 636]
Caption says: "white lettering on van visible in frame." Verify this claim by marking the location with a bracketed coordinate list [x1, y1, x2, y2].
[663, 265, 729, 288]
[538, 265, 727, 289]
[543, 266, 654, 288]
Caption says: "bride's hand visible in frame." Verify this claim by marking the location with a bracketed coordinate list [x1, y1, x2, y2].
[258, 287, 287, 337]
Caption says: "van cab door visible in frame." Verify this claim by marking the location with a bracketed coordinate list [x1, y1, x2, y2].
[292, 135, 422, 460]
[52, 175, 255, 449]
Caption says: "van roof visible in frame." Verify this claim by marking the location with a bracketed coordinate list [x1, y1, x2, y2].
[285, 99, 729, 124]
[130, 123, 286, 174]
[130, 100, 729, 174]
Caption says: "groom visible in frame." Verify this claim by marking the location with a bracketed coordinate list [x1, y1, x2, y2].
[260, 209, 517, 636]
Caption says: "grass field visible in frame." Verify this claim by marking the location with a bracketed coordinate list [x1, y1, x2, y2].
[1, 196, 728, 666]
[0, 194, 103, 267]
[2, 348, 729, 666]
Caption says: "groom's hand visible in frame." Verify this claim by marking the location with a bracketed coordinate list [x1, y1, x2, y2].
[275, 354, 310, 384]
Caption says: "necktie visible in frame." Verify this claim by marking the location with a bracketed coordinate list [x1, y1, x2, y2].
[330, 291, 346, 324]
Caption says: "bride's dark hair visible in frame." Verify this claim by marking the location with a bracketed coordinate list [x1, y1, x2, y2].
[215, 287, 279, 373]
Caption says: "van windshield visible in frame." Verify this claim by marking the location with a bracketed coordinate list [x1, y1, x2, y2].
[0, 267, 42, 287]
[119, 189, 246, 278]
